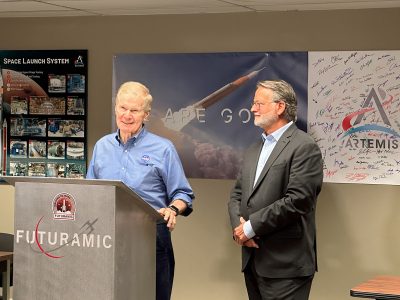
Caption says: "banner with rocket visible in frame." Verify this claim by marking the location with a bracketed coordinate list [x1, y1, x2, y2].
[113, 52, 308, 179]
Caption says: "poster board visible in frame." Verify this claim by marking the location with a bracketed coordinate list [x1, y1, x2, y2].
[308, 51, 400, 185]
[0, 50, 88, 179]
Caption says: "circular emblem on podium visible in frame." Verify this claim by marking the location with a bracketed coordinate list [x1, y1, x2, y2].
[52, 192, 76, 220]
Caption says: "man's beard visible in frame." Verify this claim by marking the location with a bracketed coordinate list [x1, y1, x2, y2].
[254, 113, 278, 129]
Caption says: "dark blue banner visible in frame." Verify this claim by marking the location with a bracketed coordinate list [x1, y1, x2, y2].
[113, 52, 307, 179]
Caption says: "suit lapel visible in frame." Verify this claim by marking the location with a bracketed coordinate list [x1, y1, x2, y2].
[248, 140, 264, 193]
[250, 124, 297, 196]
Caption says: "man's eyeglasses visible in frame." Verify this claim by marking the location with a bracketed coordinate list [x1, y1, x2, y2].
[251, 101, 279, 110]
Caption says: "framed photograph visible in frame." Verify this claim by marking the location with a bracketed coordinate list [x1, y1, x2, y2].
[48, 75, 66, 93]
[10, 140, 27, 158]
[28, 140, 47, 158]
[67, 96, 85, 115]
[28, 162, 46, 177]
[66, 141, 84, 160]
[67, 74, 85, 93]
[47, 140, 65, 159]
[66, 162, 85, 178]
[9, 161, 28, 176]
[48, 119, 84, 138]
[10, 118, 46, 137]
[29, 96, 66, 115]
[10, 96, 28, 115]
[46, 163, 65, 178]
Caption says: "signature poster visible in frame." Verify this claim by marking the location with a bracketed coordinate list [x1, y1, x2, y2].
[113, 52, 308, 179]
[0, 50, 88, 179]
[308, 51, 400, 185]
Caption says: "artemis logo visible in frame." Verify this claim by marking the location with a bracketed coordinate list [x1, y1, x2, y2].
[342, 88, 400, 138]
[74, 55, 84, 67]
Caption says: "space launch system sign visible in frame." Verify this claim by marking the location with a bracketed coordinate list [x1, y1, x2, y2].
[0, 50, 88, 180]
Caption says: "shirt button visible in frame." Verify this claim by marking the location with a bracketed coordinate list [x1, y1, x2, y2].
[122, 167, 125, 170]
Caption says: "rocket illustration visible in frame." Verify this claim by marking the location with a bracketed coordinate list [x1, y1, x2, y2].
[0, 66, 3, 121]
[0, 67, 4, 175]
[162, 67, 265, 131]
[194, 68, 264, 109]
[2, 119, 7, 176]
[62, 198, 67, 212]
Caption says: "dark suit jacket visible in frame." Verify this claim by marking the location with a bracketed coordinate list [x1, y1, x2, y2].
[228, 123, 323, 278]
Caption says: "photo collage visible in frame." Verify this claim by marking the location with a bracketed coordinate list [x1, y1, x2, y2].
[1, 50, 88, 179]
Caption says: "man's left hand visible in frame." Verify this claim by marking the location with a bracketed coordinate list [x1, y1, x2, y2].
[158, 207, 177, 231]
[157, 199, 187, 231]
[233, 217, 250, 245]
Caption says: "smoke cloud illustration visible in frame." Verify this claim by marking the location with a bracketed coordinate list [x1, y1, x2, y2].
[193, 141, 242, 179]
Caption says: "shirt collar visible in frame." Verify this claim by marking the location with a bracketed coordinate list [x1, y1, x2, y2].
[261, 121, 293, 142]
[115, 124, 146, 145]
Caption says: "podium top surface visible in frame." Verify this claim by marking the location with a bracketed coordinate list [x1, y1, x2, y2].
[350, 276, 400, 299]
[1, 176, 163, 221]
[2, 176, 125, 187]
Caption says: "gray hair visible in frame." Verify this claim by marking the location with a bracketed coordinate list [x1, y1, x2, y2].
[257, 80, 297, 122]
[115, 81, 153, 112]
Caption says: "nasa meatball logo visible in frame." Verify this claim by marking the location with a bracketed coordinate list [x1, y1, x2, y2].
[52, 192, 76, 220]
[141, 154, 150, 163]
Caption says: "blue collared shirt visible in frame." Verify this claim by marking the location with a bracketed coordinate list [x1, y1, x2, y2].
[86, 127, 194, 213]
[244, 121, 293, 239]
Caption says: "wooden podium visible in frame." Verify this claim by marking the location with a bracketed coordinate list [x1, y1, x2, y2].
[2, 176, 162, 300]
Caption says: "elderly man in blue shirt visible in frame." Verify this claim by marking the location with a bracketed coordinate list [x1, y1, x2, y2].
[87, 81, 194, 300]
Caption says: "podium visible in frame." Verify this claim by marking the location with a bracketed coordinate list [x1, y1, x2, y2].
[2, 176, 162, 300]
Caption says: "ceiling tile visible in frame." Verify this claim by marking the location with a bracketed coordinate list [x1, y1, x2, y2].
[0, 0, 399, 17]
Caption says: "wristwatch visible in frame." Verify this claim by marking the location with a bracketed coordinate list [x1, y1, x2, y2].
[168, 205, 180, 216]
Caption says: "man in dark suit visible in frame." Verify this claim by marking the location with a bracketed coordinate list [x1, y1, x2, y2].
[228, 80, 323, 300]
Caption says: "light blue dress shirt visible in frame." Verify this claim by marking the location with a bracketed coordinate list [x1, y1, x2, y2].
[243, 121, 293, 239]
[86, 127, 194, 211]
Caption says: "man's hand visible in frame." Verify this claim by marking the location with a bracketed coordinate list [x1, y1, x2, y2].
[233, 217, 249, 244]
[233, 217, 259, 248]
[158, 207, 177, 231]
[157, 199, 187, 231]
